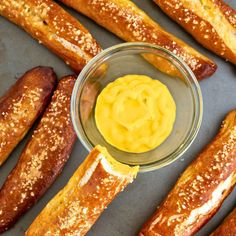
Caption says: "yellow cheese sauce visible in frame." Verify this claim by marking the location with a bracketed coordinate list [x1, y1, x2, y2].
[95, 75, 176, 153]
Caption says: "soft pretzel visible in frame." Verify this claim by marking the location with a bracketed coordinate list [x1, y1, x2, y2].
[154, 0, 236, 64]
[0, 0, 102, 73]
[59, 0, 217, 80]
[140, 109, 236, 236]
[0, 76, 77, 233]
[0, 66, 56, 166]
[26, 145, 139, 236]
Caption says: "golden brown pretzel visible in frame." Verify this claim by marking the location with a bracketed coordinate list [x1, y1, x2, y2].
[26, 145, 139, 236]
[0, 0, 102, 73]
[153, 0, 236, 64]
[59, 0, 217, 80]
[139, 109, 236, 236]
[0, 75, 77, 233]
[211, 207, 236, 236]
[0, 66, 57, 166]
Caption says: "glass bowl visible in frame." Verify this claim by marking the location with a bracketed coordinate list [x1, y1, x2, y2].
[71, 42, 203, 172]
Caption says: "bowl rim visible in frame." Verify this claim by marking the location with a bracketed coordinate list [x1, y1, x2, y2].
[71, 42, 203, 172]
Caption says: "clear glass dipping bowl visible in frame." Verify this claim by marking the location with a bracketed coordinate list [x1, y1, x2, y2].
[71, 42, 203, 172]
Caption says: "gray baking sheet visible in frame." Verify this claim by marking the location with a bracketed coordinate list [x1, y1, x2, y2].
[0, 0, 236, 235]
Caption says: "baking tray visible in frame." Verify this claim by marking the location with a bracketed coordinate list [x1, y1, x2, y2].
[0, 1, 235, 235]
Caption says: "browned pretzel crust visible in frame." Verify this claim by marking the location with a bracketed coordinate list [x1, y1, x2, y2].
[59, 0, 217, 80]
[0, 66, 57, 166]
[0, 0, 102, 73]
[153, 0, 236, 64]
[0, 75, 77, 233]
[26, 146, 139, 236]
[211, 207, 236, 236]
[139, 109, 236, 236]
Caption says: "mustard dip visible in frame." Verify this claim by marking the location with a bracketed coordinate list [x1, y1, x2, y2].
[95, 75, 176, 153]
